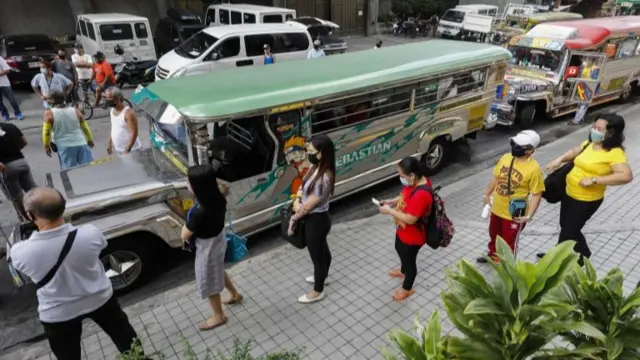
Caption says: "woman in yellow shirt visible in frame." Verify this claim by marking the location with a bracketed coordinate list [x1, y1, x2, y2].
[541, 113, 633, 264]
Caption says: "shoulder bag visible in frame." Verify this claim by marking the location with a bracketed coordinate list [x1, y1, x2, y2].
[507, 157, 528, 218]
[542, 142, 590, 204]
[36, 229, 78, 290]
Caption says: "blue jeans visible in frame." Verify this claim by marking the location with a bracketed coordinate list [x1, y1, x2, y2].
[57, 144, 93, 170]
[0, 86, 21, 116]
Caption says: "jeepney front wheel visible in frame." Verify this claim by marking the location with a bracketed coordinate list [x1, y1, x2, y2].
[516, 103, 537, 128]
[422, 137, 449, 176]
[618, 84, 632, 103]
[101, 235, 156, 294]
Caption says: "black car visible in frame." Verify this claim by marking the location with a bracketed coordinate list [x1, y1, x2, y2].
[154, 7, 206, 56]
[289, 17, 347, 54]
[0, 34, 57, 85]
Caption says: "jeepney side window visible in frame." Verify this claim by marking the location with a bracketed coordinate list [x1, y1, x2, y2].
[415, 80, 438, 107]
[636, 40, 640, 56]
[617, 38, 638, 58]
[268, 110, 301, 165]
[209, 116, 276, 182]
[438, 70, 484, 100]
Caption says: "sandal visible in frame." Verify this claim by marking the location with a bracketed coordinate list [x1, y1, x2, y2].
[388, 269, 405, 278]
[223, 294, 244, 305]
[392, 288, 416, 302]
[198, 316, 228, 331]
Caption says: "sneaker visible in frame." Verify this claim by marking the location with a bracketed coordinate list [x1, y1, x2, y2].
[476, 256, 489, 264]
[1, 114, 8, 122]
[305, 276, 329, 285]
[536, 253, 545, 259]
[567, 121, 583, 126]
[15, 112, 24, 120]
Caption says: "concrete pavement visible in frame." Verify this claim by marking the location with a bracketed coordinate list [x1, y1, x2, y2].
[3, 102, 640, 360]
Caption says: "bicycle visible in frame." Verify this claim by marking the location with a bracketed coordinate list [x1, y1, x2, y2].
[75, 82, 132, 120]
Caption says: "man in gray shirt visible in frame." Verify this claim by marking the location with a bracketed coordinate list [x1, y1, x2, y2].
[10, 187, 149, 360]
[52, 50, 79, 103]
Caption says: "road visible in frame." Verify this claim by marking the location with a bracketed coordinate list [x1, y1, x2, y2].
[1, 34, 639, 356]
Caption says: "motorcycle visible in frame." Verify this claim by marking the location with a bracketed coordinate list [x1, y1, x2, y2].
[113, 45, 156, 88]
[393, 18, 417, 38]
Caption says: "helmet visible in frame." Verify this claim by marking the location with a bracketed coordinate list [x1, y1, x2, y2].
[114, 45, 124, 56]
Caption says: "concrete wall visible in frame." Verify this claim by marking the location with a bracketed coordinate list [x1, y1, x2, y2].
[0, 0, 75, 36]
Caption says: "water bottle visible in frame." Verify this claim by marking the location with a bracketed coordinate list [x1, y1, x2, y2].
[481, 204, 491, 219]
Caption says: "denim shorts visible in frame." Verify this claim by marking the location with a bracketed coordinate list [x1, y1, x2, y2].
[57, 144, 93, 170]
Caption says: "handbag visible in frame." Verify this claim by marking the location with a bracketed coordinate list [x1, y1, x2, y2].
[542, 142, 590, 204]
[279, 206, 306, 249]
[506, 157, 527, 218]
[225, 212, 248, 263]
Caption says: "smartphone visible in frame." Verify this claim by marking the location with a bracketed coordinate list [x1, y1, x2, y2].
[372, 198, 381, 206]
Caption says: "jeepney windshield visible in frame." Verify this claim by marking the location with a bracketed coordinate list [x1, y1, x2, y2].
[508, 45, 564, 75]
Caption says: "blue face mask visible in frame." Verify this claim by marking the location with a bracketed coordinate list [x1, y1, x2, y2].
[590, 129, 605, 143]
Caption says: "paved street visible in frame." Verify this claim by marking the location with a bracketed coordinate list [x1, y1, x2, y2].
[3, 100, 640, 360]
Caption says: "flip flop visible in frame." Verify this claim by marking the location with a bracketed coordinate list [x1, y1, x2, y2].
[392, 289, 416, 302]
[199, 316, 228, 331]
[389, 269, 405, 278]
[223, 294, 244, 305]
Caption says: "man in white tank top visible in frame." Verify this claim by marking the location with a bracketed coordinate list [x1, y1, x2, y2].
[105, 88, 142, 156]
[42, 91, 94, 170]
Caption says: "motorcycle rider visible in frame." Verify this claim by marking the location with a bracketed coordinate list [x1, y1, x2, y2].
[90, 52, 115, 108]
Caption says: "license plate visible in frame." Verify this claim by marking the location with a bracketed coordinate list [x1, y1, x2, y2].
[28, 62, 40, 68]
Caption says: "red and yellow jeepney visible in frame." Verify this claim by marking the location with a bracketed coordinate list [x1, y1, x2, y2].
[486, 16, 640, 127]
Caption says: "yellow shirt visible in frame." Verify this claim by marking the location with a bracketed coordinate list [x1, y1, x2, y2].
[491, 153, 545, 220]
[566, 141, 627, 201]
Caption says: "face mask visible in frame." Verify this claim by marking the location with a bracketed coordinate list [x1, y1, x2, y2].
[59, 54, 66, 59]
[307, 153, 319, 165]
[400, 177, 410, 186]
[590, 129, 605, 143]
[314, 45, 319, 50]
[105, 99, 116, 108]
[40, 68, 48, 74]
[511, 143, 527, 157]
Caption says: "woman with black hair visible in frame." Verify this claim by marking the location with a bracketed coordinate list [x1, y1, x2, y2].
[378, 157, 433, 302]
[540, 113, 633, 263]
[289, 134, 336, 304]
[181, 165, 243, 331]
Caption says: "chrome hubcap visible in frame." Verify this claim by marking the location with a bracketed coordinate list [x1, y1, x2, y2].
[427, 144, 443, 169]
[102, 251, 142, 290]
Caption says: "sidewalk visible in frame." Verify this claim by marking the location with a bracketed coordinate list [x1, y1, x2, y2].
[4, 107, 640, 360]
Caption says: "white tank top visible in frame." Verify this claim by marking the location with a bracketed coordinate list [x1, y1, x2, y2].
[51, 107, 87, 147]
[110, 107, 142, 153]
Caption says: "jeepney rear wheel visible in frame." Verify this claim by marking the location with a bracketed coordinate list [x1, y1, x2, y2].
[517, 103, 537, 128]
[101, 235, 156, 295]
[618, 84, 632, 103]
[423, 137, 449, 176]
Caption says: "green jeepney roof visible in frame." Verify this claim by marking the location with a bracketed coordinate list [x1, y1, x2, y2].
[140, 40, 511, 121]
[528, 12, 583, 23]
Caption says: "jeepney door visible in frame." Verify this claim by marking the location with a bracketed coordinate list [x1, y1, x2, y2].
[564, 52, 607, 103]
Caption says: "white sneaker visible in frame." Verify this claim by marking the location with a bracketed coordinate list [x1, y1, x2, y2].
[305, 276, 330, 285]
[298, 292, 325, 304]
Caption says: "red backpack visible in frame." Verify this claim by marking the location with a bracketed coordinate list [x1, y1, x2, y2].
[410, 185, 455, 249]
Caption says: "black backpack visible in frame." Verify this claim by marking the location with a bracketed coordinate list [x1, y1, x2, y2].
[410, 185, 455, 249]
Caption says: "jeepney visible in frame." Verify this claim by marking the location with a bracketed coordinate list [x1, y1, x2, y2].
[490, 12, 583, 47]
[486, 16, 640, 128]
[6, 41, 510, 294]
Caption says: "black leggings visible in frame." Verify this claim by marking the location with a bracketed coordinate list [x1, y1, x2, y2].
[395, 236, 422, 290]
[559, 194, 603, 262]
[41, 295, 145, 360]
[304, 212, 332, 293]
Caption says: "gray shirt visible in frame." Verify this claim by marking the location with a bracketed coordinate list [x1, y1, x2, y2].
[10, 223, 113, 322]
[301, 170, 331, 214]
[52, 59, 76, 82]
[31, 72, 72, 97]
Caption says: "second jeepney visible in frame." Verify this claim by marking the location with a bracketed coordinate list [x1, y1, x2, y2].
[486, 16, 640, 128]
[6, 40, 510, 293]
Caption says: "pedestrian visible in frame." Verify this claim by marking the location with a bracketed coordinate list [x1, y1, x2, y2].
[0, 55, 24, 121]
[288, 134, 335, 303]
[31, 59, 73, 109]
[307, 40, 326, 59]
[477, 130, 545, 263]
[430, 14, 439, 37]
[71, 44, 94, 100]
[374, 40, 383, 49]
[0, 121, 37, 219]
[569, 58, 599, 125]
[378, 157, 433, 301]
[91, 52, 115, 107]
[9, 187, 150, 360]
[539, 113, 632, 264]
[42, 91, 94, 170]
[263, 44, 275, 64]
[105, 87, 142, 156]
[181, 165, 243, 331]
[52, 50, 79, 104]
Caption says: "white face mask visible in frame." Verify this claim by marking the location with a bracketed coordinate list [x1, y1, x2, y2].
[40, 68, 48, 74]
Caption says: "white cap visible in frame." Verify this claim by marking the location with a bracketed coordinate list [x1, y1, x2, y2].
[313, 39, 321, 46]
[511, 130, 541, 148]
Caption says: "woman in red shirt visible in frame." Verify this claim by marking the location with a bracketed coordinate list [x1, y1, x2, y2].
[379, 157, 433, 301]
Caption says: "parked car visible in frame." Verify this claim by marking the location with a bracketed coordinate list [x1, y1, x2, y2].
[0, 34, 57, 85]
[288, 17, 347, 54]
[154, 7, 205, 56]
[204, 3, 296, 26]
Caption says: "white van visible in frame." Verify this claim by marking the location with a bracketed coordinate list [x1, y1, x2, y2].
[204, 4, 296, 26]
[155, 23, 312, 80]
[76, 13, 156, 65]
[437, 5, 499, 38]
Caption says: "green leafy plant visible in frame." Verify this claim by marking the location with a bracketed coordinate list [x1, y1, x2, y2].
[542, 259, 640, 360]
[382, 310, 452, 360]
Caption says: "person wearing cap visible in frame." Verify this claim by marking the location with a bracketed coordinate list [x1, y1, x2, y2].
[477, 130, 545, 263]
[52, 49, 79, 103]
[307, 40, 326, 59]
[263, 44, 275, 64]
[71, 44, 94, 97]
[90, 52, 115, 108]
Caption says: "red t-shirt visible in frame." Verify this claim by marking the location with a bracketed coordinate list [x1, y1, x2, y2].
[395, 183, 433, 246]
